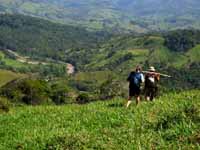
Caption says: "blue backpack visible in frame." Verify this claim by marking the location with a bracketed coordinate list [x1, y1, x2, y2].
[128, 72, 142, 87]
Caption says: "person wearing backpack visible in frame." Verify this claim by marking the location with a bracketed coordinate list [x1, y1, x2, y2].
[126, 66, 144, 107]
[144, 66, 160, 101]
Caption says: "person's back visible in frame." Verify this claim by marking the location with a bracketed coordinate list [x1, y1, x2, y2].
[144, 67, 160, 101]
[126, 66, 144, 107]
[127, 71, 143, 88]
[145, 73, 159, 88]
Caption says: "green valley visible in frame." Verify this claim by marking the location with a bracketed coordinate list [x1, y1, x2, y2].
[1, 0, 200, 33]
[0, 12, 199, 150]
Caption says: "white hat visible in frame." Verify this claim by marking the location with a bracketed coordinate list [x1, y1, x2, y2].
[149, 66, 156, 72]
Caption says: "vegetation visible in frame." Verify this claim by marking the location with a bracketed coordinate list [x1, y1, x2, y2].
[0, 6, 199, 150]
[164, 30, 200, 52]
[0, 90, 199, 149]
[0, 15, 199, 94]
[0, 69, 25, 87]
[0, 97, 9, 113]
[0, 50, 68, 77]
[0, 78, 77, 105]
[0, 14, 109, 65]
[1, 0, 200, 33]
[0, 10, 199, 150]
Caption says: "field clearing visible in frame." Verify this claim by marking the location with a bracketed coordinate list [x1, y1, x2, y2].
[0, 90, 199, 149]
[0, 70, 25, 87]
[74, 71, 115, 84]
[0, 51, 29, 69]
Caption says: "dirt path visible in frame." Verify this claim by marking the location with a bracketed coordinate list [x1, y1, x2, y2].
[6, 49, 75, 74]
[6, 49, 47, 65]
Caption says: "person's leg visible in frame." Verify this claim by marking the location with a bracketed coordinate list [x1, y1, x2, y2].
[150, 92, 154, 101]
[153, 87, 158, 101]
[145, 88, 150, 101]
[135, 86, 141, 105]
[136, 95, 140, 105]
[150, 87, 157, 101]
[146, 96, 150, 101]
[126, 96, 132, 108]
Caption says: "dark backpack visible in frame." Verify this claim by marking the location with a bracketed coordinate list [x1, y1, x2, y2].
[145, 74, 157, 88]
[128, 72, 142, 87]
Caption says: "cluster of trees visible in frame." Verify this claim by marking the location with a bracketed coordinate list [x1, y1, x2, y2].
[0, 75, 127, 106]
[0, 14, 110, 69]
[0, 61, 67, 77]
[0, 64, 199, 107]
[0, 97, 9, 112]
[38, 64, 66, 77]
[164, 29, 200, 52]
[0, 78, 74, 105]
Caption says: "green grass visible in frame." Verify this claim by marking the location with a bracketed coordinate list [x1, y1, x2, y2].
[0, 90, 199, 149]
[86, 48, 149, 70]
[0, 51, 30, 69]
[85, 34, 200, 73]
[186, 44, 200, 63]
[2, 0, 200, 32]
[20, 2, 40, 13]
[0, 70, 25, 87]
[74, 71, 115, 84]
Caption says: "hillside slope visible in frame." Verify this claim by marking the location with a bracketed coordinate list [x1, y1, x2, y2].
[0, 0, 200, 32]
[0, 90, 199, 149]
[0, 14, 109, 66]
[85, 34, 200, 71]
[79, 32, 200, 90]
[0, 70, 25, 87]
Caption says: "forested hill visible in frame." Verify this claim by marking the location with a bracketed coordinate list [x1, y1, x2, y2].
[1, 0, 200, 33]
[0, 14, 199, 107]
[0, 14, 200, 72]
[0, 14, 109, 61]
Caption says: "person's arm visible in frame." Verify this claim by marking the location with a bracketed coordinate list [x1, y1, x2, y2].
[127, 72, 132, 81]
[155, 73, 160, 81]
[141, 73, 145, 83]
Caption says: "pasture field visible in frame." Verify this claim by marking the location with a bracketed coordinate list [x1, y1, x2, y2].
[0, 70, 25, 87]
[0, 90, 200, 150]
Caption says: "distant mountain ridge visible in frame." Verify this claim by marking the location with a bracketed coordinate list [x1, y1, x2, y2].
[0, 14, 199, 89]
[0, 0, 200, 33]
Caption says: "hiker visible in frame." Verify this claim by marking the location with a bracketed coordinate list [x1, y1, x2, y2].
[126, 66, 144, 107]
[144, 66, 160, 101]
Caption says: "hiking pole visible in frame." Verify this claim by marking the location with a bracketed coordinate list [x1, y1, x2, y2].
[142, 71, 172, 78]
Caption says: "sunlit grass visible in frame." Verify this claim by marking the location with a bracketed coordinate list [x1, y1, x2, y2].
[0, 90, 199, 149]
[0, 70, 25, 87]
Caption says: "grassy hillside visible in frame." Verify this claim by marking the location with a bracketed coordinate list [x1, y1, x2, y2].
[85, 34, 200, 72]
[75, 32, 200, 91]
[0, 90, 199, 149]
[0, 70, 25, 87]
[0, 50, 67, 77]
[0, 14, 199, 72]
[0, 14, 109, 62]
[1, 0, 200, 33]
[0, 51, 30, 69]
[0, 15, 199, 91]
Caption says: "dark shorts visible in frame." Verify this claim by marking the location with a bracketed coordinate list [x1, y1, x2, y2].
[145, 86, 158, 100]
[129, 86, 141, 97]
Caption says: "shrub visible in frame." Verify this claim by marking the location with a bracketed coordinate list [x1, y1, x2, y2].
[164, 30, 200, 52]
[76, 92, 93, 104]
[99, 78, 123, 100]
[50, 83, 73, 104]
[70, 80, 98, 92]
[0, 97, 9, 112]
[0, 78, 51, 105]
[18, 79, 50, 105]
